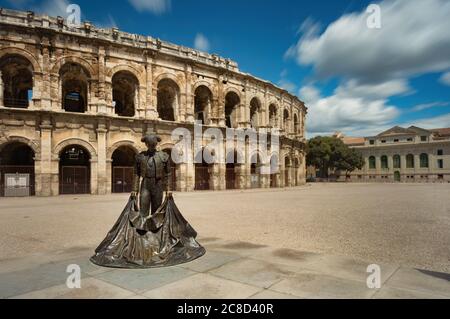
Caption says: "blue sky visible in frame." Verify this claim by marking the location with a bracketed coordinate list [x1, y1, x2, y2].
[2, 0, 450, 137]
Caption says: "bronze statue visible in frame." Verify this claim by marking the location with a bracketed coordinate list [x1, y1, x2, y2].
[132, 135, 171, 216]
[90, 134, 205, 269]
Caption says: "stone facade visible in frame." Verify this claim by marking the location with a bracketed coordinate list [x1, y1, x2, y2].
[0, 9, 307, 196]
[340, 126, 450, 183]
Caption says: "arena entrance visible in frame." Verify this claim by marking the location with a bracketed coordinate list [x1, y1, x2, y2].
[250, 154, 262, 189]
[0, 142, 35, 197]
[112, 146, 136, 193]
[59, 145, 90, 195]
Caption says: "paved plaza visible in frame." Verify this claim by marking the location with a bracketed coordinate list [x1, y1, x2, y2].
[0, 183, 449, 299]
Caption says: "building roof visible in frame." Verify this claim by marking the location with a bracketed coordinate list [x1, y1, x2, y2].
[431, 128, 450, 137]
[341, 137, 365, 146]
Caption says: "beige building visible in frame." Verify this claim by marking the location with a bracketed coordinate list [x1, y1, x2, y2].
[340, 126, 450, 183]
[0, 9, 307, 197]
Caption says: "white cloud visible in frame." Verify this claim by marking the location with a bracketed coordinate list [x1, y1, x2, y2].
[34, 0, 71, 17]
[194, 33, 210, 52]
[302, 82, 400, 136]
[128, 0, 171, 14]
[440, 72, 450, 86]
[406, 113, 450, 129]
[411, 101, 449, 112]
[287, 0, 450, 83]
[278, 79, 297, 93]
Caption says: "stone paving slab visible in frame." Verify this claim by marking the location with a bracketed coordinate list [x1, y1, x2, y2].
[383, 267, 450, 298]
[209, 258, 300, 289]
[94, 267, 197, 294]
[11, 277, 136, 299]
[142, 273, 261, 299]
[1, 239, 449, 299]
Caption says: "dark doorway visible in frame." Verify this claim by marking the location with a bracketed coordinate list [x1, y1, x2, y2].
[112, 146, 136, 193]
[394, 171, 401, 182]
[226, 163, 236, 190]
[0, 142, 35, 197]
[0, 55, 34, 108]
[59, 145, 90, 194]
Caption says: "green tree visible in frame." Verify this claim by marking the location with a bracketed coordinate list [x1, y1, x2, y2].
[307, 136, 364, 179]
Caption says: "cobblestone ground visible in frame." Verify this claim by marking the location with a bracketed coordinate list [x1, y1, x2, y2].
[0, 183, 449, 273]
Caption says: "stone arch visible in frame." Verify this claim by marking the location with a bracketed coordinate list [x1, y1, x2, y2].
[53, 138, 98, 161]
[249, 96, 263, 128]
[107, 64, 144, 85]
[111, 70, 140, 117]
[154, 73, 183, 90]
[268, 102, 279, 127]
[0, 135, 40, 159]
[156, 76, 181, 121]
[193, 80, 217, 96]
[224, 85, 241, 96]
[51, 55, 95, 77]
[107, 140, 139, 159]
[194, 84, 214, 124]
[0, 47, 41, 73]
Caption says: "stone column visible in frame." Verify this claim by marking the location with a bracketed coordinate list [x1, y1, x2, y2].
[106, 159, 112, 194]
[97, 47, 108, 115]
[185, 65, 194, 123]
[0, 70, 3, 107]
[39, 120, 53, 196]
[96, 124, 108, 195]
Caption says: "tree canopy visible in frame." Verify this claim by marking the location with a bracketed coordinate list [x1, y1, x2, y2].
[307, 136, 364, 178]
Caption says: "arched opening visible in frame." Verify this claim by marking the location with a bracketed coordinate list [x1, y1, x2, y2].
[194, 149, 212, 191]
[420, 153, 429, 168]
[225, 92, 240, 128]
[225, 151, 240, 190]
[406, 154, 414, 168]
[250, 153, 262, 188]
[111, 146, 136, 193]
[294, 114, 299, 134]
[250, 98, 261, 129]
[60, 63, 90, 113]
[393, 155, 401, 169]
[394, 171, 401, 182]
[283, 109, 290, 132]
[381, 155, 388, 170]
[157, 78, 178, 121]
[194, 85, 212, 125]
[270, 154, 279, 188]
[0, 54, 33, 108]
[369, 156, 376, 169]
[162, 148, 177, 191]
[284, 157, 291, 187]
[59, 145, 90, 194]
[0, 142, 35, 197]
[112, 71, 138, 117]
[269, 104, 277, 128]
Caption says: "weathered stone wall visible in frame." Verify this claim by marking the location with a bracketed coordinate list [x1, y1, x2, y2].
[0, 9, 307, 196]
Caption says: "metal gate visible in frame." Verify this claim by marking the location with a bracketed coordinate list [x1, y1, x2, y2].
[226, 167, 236, 189]
[112, 167, 134, 193]
[0, 166, 34, 197]
[270, 174, 277, 188]
[60, 166, 89, 194]
[195, 166, 210, 190]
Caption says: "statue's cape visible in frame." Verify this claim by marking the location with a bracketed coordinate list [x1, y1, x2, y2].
[90, 194, 205, 269]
